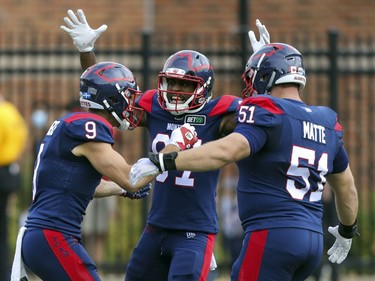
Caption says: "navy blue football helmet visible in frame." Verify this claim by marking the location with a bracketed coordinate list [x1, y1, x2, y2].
[242, 43, 306, 98]
[158, 50, 215, 115]
[80, 62, 144, 130]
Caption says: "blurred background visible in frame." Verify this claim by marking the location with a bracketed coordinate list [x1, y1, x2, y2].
[1, 0, 374, 280]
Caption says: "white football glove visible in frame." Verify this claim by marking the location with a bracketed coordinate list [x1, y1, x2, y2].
[248, 19, 270, 53]
[168, 123, 198, 150]
[60, 9, 107, 52]
[129, 158, 160, 186]
[327, 225, 352, 264]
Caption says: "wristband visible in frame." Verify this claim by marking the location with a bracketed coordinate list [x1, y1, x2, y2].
[338, 220, 360, 239]
[163, 152, 178, 171]
[149, 152, 178, 172]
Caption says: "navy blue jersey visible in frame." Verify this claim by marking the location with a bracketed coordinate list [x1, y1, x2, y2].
[25, 112, 114, 239]
[137, 90, 241, 233]
[233, 95, 348, 234]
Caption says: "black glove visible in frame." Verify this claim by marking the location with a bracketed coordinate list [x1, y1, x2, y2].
[120, 184, 151, 200]
[148, 152, 178, 172]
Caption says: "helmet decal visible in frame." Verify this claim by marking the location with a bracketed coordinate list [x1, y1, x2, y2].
[80, 62, 144, 130]
[242, 43, 306, 98]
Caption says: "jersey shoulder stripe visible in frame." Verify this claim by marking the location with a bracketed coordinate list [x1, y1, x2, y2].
[63, 112, 114, 142]
[334, 116, 343, 132]
[138, 89, 157, 113]
[65, 112, 112, 128]
[242, 96, 284, 114]
[208, 95, 241, 117]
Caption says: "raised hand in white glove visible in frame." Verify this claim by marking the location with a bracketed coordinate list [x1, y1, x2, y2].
[248, 19, 270, 53]
[130, 158, 160, 186]
[60, 9, 107, 52]
[327, 225, 352, 264]
[168, 123, 198, 150]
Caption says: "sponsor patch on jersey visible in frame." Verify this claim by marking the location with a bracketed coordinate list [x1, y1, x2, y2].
[184, 115, 206, 125]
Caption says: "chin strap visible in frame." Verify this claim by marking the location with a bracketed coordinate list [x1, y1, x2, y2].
[103, 99, 130, 130]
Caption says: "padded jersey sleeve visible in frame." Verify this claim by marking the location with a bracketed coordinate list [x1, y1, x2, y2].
[208, 95, 242, 116]
[322, 107, 349, 174]
[315, 105, 349, 173]
[332, 145, 349, 173]
[135, 90, 160, 129]
[234, 96, 284, 154]
[63, 113, 115, 151]
[136, 89, 157, 113]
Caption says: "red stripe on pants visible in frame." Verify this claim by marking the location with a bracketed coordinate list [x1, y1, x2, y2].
[199, 233, 216, 281]
[239, 229, 268, 281]
[44, 229, 94, 281]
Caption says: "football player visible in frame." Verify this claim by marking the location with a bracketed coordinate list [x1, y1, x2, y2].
[60, 9, 268, 281]
[14, 62, 197, 281]
[131, 43, 360, 281]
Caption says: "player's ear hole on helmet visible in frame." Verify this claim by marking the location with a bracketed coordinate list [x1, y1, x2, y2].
[108, 96, 120, 104]
[260, 73, 271, 82]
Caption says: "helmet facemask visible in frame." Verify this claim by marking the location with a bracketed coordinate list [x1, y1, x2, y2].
[158, 71, 210, 115]
[104, 85, 144, 131]
[158, 50, 215, 115]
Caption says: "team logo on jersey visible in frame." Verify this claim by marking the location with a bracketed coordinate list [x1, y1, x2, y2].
[184, 115, 206, 125]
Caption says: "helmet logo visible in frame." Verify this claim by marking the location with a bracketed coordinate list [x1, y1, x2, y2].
[290, 66, 298, 73]
[80, 87, 97, 99]
[80, 91, 91, 99]
[289, 66, 305, 75]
